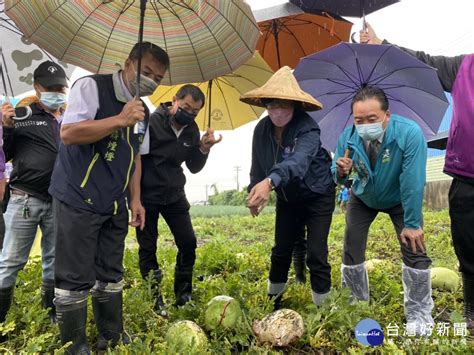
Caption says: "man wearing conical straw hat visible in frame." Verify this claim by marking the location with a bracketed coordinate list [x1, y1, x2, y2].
[241, 66, 335, 308]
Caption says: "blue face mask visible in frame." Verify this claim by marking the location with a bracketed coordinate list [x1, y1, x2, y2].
[40, 92, 66, 110]
[356, 116, 387, 141]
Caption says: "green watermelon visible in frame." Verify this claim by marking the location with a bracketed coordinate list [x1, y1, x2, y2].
[431, 267, 459, 291]
[166, 320, 208, 353]
[365, 259, 385, 272]
[204, 295, 242, 331]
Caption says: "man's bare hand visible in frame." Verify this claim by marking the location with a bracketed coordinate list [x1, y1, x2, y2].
[1, 103, 15, 127]
[336, 157, 353, 177]
[400, 228, 425, 254]
[116, 99, 145, 128]
[359, 23, 383, 45]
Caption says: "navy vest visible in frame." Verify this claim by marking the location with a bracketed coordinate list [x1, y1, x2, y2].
[49, 74, 149, 215]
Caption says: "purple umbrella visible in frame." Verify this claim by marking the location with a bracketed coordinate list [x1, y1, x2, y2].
[293, 42, 449, 152]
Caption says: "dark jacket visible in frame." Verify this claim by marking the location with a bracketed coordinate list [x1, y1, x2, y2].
[3, 103, 60, 201]
[49, 74, 148, 215]
[141, 103, 208, 205]
[387, 41, 465, 92]
[248, 110, 335, 202]
[386, 40, 473, 184]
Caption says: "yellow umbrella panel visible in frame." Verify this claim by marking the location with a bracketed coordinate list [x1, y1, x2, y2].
[149, 52, 274, 131]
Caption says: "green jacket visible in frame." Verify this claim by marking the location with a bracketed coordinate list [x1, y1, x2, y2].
[332, 114, 427, 229]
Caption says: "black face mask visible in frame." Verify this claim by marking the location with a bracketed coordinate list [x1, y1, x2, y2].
[174, 107, 196, 126]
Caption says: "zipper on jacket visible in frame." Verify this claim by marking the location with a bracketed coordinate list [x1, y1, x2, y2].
[123, 127, 134, 192]
[80, 153, 100, 188]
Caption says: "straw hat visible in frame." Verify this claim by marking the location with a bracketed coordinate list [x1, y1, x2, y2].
[240, 66, 322, 111]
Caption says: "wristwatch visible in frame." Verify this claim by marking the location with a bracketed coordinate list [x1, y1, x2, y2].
[267, 177, 275, 191]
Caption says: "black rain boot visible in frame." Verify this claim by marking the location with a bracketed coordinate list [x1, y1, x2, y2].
[56, 301, 90, 355]
[174, 267, 193, 306]
[0, 286, 14, 342]
[150, 269, 167, 317]
[92, 290, 130, 351]
[462, 273, 474, 335]
[293, 253, 307, 284]
[268, 294, 283, 311]
[41, 280, 57, 323]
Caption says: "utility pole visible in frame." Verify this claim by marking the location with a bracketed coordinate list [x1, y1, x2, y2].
[205, 184, 209, 205]
[234, 165, 241, 191]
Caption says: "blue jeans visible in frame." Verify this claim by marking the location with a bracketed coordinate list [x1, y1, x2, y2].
[0, 194, 55, 288]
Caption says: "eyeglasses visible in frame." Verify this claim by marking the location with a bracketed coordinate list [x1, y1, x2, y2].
[263, 99, 294, 109]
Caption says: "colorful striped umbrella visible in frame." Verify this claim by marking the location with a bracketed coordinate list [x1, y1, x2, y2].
[5, 0, 260, 86]
[149, 52, 274, 131]
[0, 2, 75, 97]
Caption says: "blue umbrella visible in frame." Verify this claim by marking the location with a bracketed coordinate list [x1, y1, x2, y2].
[293, 42, 449, 152]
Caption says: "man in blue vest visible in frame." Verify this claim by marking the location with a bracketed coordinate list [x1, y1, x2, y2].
[49, 42, 169, 353]
[334, 86, 433, 336]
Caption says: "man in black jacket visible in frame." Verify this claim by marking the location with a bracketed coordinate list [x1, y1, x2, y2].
[0, 61, 68, 328]
[138, 84, 221, 311]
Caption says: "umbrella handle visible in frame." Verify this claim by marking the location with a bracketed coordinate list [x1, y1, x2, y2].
[350, 32, 359, 44]
[133, 0, 147, 135]
[344, 148, 350, 159]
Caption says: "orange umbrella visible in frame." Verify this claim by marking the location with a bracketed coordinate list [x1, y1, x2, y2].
[256, 10, 352, 71]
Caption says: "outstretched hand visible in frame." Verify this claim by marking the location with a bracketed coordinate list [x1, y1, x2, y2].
[359, 23, 383, 45]
[200, 127, 222, 153]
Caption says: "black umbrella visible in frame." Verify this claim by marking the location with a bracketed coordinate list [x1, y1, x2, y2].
[290, 0, 399, 31]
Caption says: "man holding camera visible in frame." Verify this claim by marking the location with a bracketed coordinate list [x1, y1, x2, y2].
[0, 60, 67, 329]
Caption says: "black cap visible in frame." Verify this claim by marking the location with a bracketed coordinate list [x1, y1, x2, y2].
[33, 61, 68, 88]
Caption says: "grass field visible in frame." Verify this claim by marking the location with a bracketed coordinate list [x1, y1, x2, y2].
[5, 208, 473, 353]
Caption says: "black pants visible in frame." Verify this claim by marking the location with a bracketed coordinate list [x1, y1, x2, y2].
[269, 193, 335, 294]
[343, 195, 431, 269]
[293, 227, 306, 260]
[449, 179, 474, 276]
[54, 198, 128, 291]
[136, 196, 196, 279]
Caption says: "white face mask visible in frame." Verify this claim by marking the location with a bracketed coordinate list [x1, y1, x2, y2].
[356, 114, 387, 141]
[39, 92, 67, 110]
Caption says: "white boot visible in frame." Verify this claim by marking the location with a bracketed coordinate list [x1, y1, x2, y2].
[312, 290, 331, 306]
[402, 265, 434, 336]
[341, 263, 369, 302]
